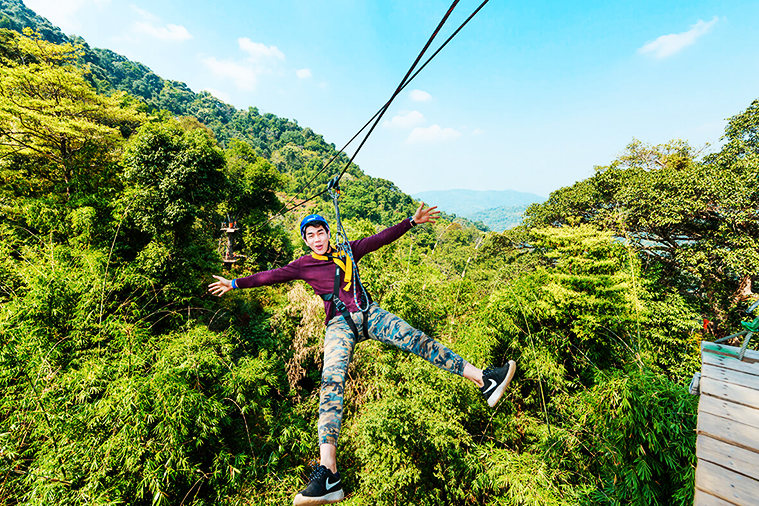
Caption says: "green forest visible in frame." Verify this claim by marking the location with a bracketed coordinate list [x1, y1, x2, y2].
[1, 3, 759, 505]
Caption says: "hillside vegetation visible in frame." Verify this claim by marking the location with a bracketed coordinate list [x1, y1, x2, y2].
[1, 9, 758, 506]
[467, 204, 530, 232]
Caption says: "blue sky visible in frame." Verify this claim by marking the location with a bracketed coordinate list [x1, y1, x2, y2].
[23, 0, 759, 197]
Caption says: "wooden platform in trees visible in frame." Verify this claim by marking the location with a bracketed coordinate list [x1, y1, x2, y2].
[694, 342, 759, 505]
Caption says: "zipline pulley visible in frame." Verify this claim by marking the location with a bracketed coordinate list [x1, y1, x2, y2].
[327, 175, 341, 193]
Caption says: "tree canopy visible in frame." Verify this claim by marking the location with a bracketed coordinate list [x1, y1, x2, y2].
[0, 29, 144, 199]
[525, 107, 759, 329]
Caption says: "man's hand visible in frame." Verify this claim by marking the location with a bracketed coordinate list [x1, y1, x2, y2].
[208, 275, 234, 296]
[413, 202, 441, 225]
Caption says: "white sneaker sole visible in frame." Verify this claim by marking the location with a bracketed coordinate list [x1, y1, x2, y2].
[487, 360, 516, 407]
[293, 489, 344, 505]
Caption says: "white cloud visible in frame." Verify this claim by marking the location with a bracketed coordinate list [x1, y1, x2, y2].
[202, 57, 258, 91]
[638, 17, 718, 59]
[409, 89, 432, 102]
[201, 87, 232, 103]
[296, 68, 312, 79]
[407, 124, 461, 144]
[383, 110, 425, 129]
[472, 128, 485, 136]
[128, 6, 191, 42]
[203, 37, 291, 92]
[24, 0, 110, 31]
[238, 37, 285, 62]
[134, 21, 192, 41]
[129, 4, 157, 21]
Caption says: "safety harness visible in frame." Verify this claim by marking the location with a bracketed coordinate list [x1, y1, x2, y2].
[314, 250, 371, 342]
[314, 177, 372, 342]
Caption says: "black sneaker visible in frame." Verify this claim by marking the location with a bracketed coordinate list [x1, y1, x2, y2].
[293, 465, 344, 505]
[480, 360, 516, 407]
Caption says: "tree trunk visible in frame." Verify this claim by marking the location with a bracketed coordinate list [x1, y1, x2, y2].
[704, 274, 727, 337]
[732, 274, 754, 305]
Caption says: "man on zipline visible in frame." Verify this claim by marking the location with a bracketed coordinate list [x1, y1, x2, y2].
[208, 203, 516, 506]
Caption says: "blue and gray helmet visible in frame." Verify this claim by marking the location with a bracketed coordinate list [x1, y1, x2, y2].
[300, 214, 330, 238]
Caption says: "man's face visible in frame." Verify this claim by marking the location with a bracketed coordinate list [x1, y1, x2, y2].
[304, 225, 330, 255]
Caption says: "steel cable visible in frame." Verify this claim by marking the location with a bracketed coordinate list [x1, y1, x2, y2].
[249, 0, 492, 235]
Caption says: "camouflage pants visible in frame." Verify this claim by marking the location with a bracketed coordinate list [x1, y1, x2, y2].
[319, 302, 466, 446]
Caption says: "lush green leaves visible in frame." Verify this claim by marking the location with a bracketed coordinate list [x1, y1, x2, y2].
[0, 29, 144, 198]
[525, 127, 759, 330]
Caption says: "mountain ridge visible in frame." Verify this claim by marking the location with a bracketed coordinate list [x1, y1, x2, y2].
[0, 0, 427, 228]
[412, 189, 545, 215]
[412, 189, 545, 231]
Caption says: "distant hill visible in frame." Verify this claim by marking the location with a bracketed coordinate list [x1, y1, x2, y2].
[412, 189, 545, 216]
[468, 205, 531, 232]
[412, 189, 545, 231]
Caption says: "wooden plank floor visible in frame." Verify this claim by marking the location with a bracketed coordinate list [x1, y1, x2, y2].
[695, 342, 759, 505]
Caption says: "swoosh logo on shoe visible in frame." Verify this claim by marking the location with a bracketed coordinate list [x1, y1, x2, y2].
[483, 378, 497, 393]
[326, 477, 340, 490]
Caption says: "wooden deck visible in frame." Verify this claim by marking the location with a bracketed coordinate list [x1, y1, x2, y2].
[694, 342, 759, 506]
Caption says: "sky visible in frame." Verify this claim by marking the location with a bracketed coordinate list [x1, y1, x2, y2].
[22, 0, 759, 198]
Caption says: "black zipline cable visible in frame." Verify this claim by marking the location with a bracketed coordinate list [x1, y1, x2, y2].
[333, 0, 492, 184]
[305, 0, 494, 202]
[328, 0, 462, 178]
[253, 0, 492, 232]
[266, 0, 461, 224]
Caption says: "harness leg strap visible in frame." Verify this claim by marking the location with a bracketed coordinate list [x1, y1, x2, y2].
[320, 261, 372, 343]
[361, 311, 370, 341]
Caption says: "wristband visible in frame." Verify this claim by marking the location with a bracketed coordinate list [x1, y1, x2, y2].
[409, 217, 416, 227]
[231, 278, 237, 289]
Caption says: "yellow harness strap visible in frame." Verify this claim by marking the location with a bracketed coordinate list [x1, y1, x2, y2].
[311, 250, 352, 291]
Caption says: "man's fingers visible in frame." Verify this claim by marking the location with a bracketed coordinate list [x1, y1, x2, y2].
[423, 206, 438, 217]
[208, 280, 229, 296]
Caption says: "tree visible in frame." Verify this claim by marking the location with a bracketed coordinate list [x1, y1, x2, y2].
[0, 29, 144, 199]
[702, 99, 759, 303]
[223, 139, 293, 271]
[121, 120, 225, 236]
[524, 122, 759, 328]
[116, 119, 227, 310]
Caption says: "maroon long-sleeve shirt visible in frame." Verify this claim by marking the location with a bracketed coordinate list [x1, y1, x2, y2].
[235, 218, 413, 324]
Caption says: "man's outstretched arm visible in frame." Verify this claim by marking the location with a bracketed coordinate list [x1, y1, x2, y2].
[351, 202, 441, 259]
[208, 260, 302, 297]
